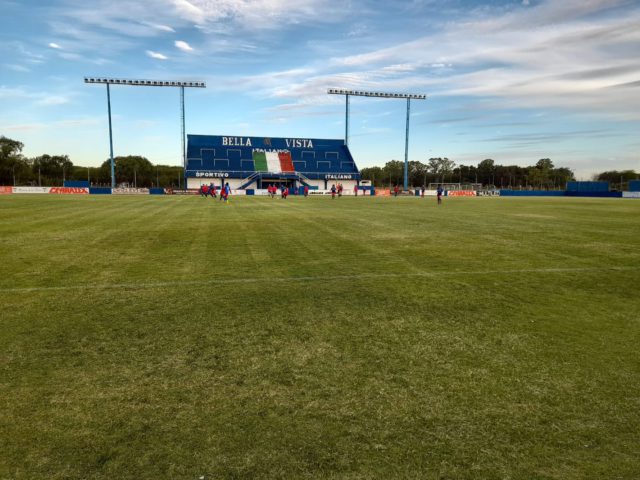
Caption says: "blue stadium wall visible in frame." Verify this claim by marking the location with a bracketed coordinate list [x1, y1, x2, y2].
[185, 134, 360, 190]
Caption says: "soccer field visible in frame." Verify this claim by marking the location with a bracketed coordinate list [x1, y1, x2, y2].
[1, 195, 639, 479]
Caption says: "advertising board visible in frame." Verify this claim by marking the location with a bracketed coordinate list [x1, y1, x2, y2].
[622, 192, 640, 198]
[0, 186, 12, 194]
[112, 188, 149, 195]
[13, 187, 51, 194]
[49, 187, 89, 194]
[447, 190, 477, 197]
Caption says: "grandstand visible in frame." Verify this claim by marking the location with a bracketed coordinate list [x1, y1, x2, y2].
[185, 135, 360, 190]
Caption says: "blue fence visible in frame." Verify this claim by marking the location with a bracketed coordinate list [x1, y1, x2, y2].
[565, 191, 622, 198]
[566, 181, 609, 192]
[64, 180, 90, 188]
[89, 187, 111, 194]
[500, 190, 565, 196]
[629, 180, 640, 192]
[149, 188, 165, 195]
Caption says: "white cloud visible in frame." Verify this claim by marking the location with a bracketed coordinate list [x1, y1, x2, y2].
[147, 22, 175, 32]
[35, 95, 70, 106]
[168, 0, 343, 27]
[48, 42, 62, 49]
[1, 118, 101, 132]
[146, 50, 168, 60]
[175, 40, 194, 52]
[5, 64, 31, 72]
[522, 0, 530, 5]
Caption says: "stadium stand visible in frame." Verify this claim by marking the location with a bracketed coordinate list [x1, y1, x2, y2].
[185, 135, 360, 190]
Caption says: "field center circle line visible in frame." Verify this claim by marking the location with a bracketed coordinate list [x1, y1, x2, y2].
[1, 266, 639, 294]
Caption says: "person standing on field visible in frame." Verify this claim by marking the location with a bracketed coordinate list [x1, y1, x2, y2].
[437, 186, 443, 205]
[421, 185, 426, 198]
[331, 184, 336, 199]
[304, 185, 309, 197]
[394, 184, 399, 197]
[354, 184, 358, 197]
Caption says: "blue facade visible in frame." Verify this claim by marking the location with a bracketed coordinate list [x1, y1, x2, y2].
[629, 180, 640, 192]
[186, 134, 360, 182]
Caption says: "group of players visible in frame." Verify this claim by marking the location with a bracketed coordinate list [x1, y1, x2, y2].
[266, 183, 295, 199]
[199, 182, 231, 202]
[200, 182, 442, 204]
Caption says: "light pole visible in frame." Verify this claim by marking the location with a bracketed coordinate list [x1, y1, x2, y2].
[328, 88, 427, 191]
[84, 77, 206, 189]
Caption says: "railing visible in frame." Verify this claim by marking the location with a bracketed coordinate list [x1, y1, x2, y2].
[238, 172, 261, 189]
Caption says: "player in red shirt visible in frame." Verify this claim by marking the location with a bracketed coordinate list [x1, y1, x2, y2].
[201, 184, 209, 197]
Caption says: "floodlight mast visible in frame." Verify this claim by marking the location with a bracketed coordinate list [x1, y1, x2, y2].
[84, 77, 206, 188]
[328, 88, 427, 191]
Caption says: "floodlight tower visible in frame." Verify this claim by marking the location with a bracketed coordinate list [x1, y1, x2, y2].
[328, 88, 427, 191]
[85, 77, 206, 188]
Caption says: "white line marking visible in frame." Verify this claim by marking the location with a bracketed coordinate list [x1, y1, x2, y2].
[1, 266, 638, 294]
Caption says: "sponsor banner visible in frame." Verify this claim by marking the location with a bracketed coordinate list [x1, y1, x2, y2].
[254, 189, 270, 196]
[194, 171, 230, 178]
[13, 186, 51, 194]
[0, 186, 12, 195]
[375, 188, 391, 196]
[623, 191, 640, 198]
[325, 174, 353, 180]
[112, 188, 149, 195]
[49, 187, 89, 195]
[171, 189, 199, 195]
[477, 190, 500, 197]
[415, 190, 438, 196]
[230, 190, 246, 196]
[447, 190, 477, 197]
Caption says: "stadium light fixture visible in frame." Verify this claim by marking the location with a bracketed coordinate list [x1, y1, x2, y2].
[328, 88, 427, 191]
[84, 77, 206, 188]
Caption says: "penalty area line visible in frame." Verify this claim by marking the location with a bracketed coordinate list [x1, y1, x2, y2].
[1, 266, 639, 294]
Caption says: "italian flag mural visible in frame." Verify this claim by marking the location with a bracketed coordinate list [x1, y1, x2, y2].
[252, 151, 295, 173]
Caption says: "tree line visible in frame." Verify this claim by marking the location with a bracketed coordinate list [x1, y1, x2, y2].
[0, 136, 184, 188]
[360, 158, 579, 189]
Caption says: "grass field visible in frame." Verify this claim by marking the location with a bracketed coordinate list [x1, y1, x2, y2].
[1, 194, 639, 479]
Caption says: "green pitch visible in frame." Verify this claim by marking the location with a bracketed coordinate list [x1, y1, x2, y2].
[1, 195, 639, 479]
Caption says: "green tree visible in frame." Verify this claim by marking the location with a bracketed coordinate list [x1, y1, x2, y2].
[408, 160, 429, 187]
[31, 154, 73, 186]
[100, 156, 154, 187]
[360, 166, 384, 186]
[0, 136, 29, 185]
[477, 159, 495, 185]
[427, 157, 456, 182]
[382, 160, 404, 187]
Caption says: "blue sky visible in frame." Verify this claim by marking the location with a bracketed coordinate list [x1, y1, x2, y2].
[1, 0, 639, 178]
